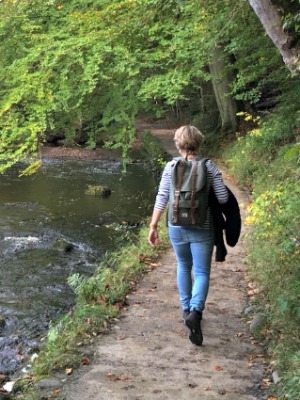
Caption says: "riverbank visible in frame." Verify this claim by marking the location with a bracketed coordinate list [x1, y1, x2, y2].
[40, 118, 176, 162]
[40, 146, 122, 161]
[0, 151, 157, 394]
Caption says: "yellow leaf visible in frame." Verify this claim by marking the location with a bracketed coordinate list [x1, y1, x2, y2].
[19, 160, 42, 177]
[65, 368, 73, 375]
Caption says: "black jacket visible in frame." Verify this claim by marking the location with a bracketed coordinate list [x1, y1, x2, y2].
[209, 187, 241, 262]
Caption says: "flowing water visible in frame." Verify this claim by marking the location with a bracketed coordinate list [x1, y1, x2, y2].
[0, 158, 156, 376]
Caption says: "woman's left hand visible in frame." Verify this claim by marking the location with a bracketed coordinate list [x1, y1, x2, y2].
[148, 227, 160, 247]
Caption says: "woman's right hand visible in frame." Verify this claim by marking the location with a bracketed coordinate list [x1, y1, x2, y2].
[148, 226, 160, 247]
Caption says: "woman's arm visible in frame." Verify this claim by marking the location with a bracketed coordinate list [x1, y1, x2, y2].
[206, 160, 228, 204]
[148, 209, 163, 247]
[148, 162, 172, 246]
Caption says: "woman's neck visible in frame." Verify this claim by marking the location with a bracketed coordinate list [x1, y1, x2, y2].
[179, 150, 197, 160]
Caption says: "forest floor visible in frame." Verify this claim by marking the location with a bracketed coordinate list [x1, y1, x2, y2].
[57, 124, 269, 400]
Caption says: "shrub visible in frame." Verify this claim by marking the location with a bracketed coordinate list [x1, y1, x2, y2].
[224, 83, 300, 188]
[224, 91, 300, 398]
[16, 219, 169, 399]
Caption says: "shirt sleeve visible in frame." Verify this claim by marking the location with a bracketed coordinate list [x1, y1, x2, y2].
[153, 161, 172, 211]
[206, 160, 228, 204]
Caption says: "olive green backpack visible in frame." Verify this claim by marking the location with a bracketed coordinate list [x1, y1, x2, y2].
[168, 157, 208, 226]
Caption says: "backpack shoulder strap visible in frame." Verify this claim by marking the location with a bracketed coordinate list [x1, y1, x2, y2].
[172, 159, 186, 225]
[201, 157, 209, 183]
[190, 160, 199, 224]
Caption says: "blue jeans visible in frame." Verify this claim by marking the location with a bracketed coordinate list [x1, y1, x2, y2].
[168, 225, 214, 313]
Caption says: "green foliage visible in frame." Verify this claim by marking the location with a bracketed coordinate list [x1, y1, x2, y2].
[14, 217, 169, 396]
[246, 175, 300, 398]
[224, 82, 300, 187]
[1, 0, 290, 173]
[29, 219, 168, 381]
[224, 85, 300, 399]
[247, 178, 300, 311]
[279, 0, 300, 37]
[225, 7, 284, 103]
[138, 131, 167, 177]
[0, 0, 141, 171]
[280, 351, 300, 400]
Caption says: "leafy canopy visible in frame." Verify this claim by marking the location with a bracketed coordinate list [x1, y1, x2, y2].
[0, 0, 294, 172]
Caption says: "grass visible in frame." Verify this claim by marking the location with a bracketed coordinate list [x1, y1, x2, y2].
[223, 87, 300, 400]
[15, 219, 169, 399]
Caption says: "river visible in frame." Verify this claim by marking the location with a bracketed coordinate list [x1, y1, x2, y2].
[0, 158, 156, 376]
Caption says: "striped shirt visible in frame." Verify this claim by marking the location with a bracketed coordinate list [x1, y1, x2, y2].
[153, 159, 228, 229]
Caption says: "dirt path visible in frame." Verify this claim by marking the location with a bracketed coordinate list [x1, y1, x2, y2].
[61, 127, 265, 400]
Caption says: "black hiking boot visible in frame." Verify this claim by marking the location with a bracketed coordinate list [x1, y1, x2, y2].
[185, 310, 203, 346]
[182, 309, 190, 322]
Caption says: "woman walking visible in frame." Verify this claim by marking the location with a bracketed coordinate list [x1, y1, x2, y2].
[148, 125, 228, 346]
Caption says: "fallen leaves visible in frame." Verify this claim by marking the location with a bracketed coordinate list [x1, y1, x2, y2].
[95, 296, 108, 306]
[117, 335, 127, 341]
[260, 378, 272, 389]
[129, 280, 137, 289]
[51, 388, 62, 398]
[248, 352, 266, 368]
[247, 281, 260, 296]
[106, 372, 130, 382]
[249, 353, 265, 361]
[147, 262, 161, 270]
[139, 254, 161, 270]
[214, 365, 224, 372]
[65, 368, 73, 376]
[81, 357, 91, 366]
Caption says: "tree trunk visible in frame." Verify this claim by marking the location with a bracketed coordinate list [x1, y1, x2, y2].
[248, 0, 300, 75]
[209, 45, 237, 134]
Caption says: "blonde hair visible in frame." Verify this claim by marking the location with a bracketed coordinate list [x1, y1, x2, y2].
[174, 125, 205, 154]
